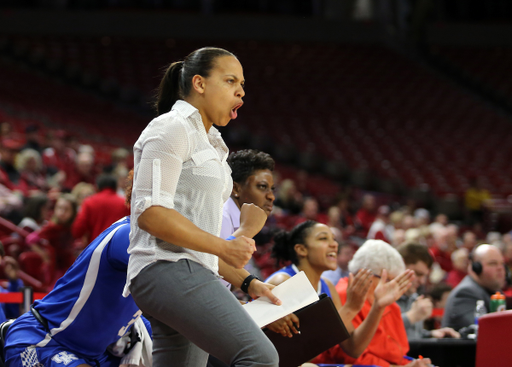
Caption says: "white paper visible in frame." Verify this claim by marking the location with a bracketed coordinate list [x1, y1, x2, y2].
[242, 271, 319, 328]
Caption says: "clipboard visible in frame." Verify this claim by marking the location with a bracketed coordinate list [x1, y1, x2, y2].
[263, 294, 350, 367]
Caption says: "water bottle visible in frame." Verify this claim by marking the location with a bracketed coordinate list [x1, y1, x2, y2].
[474, 300, 487, 324]
[474, 300, 487, 338]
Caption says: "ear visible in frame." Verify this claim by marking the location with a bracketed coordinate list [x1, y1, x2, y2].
[191, 74, 206, 94]
[232, 181, 242, 198]
[294, 243, 308, 258]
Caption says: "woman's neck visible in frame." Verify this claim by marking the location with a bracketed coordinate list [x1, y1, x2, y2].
[184, 96, 213, 133]
[296, 261, 322, 290]
[231, 195, 241, 210]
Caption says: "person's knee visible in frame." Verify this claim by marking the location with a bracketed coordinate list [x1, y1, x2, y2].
[248, 339, 279, 367]
[261, 344, 279, 367]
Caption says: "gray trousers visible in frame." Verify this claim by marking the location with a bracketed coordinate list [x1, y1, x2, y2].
[130, 259, 279, 367]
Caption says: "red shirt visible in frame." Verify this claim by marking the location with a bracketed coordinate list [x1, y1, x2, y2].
[72, 189, 129, 241]
[446, 269, 467, 288]
[28, 221, 75, 273]
[430, 246, 453, 272]
[313, 278, 410, 367]
[355, 208, 377, 237]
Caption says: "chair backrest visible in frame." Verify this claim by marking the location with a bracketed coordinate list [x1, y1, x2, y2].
[476, 310, 512, 367]
[0, 318, 16, 367]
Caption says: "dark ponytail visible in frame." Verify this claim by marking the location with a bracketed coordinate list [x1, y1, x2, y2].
[154, 47, 235, 116]
[155, 61, 183, 116]
[271, 220, 317, 266]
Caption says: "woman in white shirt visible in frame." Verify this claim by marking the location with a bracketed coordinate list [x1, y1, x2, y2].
[125, 47, 280, 367]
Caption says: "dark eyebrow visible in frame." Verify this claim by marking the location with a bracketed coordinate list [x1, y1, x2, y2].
[315, 231, 330, 237]
[225, 74, 245, 84]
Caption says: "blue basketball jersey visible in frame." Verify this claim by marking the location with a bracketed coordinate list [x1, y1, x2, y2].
[5, 216, 142, 359]
[265, 264, 332, 298]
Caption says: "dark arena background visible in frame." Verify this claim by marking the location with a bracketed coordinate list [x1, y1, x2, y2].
[1, 2, 512, 365]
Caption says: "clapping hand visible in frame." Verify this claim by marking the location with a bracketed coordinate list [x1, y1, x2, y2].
[344, 269, 373, 314]
[373, 269, 414, 310]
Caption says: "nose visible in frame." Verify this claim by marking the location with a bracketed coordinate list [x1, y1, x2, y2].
[267, 189, 275, 202]
[237, 84, 245, 98]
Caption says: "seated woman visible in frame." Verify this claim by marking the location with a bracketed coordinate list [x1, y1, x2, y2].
[315, 239, 433, 367]
[266, 221, 414, 360]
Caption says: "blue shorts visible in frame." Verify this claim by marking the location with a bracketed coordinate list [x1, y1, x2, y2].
[4, 313, 121, 367]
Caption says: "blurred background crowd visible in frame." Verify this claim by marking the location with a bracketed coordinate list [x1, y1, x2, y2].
[1, 0, 512, 328]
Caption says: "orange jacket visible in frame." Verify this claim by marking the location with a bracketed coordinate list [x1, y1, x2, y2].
[313, 277, 410, 367]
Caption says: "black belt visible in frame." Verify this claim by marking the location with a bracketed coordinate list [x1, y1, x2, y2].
[30, 306, 49, 331]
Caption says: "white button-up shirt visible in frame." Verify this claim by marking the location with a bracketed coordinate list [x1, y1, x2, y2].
[124, 100, 232, 296]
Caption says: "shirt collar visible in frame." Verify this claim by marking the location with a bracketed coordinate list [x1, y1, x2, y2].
[225, 197, 241, 230]
[173, 100, 228, 161]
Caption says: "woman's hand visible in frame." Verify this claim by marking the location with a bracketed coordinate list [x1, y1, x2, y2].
[266, 313, 300, 338]
[401, 357, 434, 367]
[344, 269, 373, 314]
[248, 280, 282, 305]
[373, 269, 414, 310]
[238, 203, 268, 238]
[220, 236, 256, 269]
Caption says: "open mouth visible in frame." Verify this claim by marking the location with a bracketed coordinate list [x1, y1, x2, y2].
[230, 102, 243, 120]
[327, 252, 337, 259]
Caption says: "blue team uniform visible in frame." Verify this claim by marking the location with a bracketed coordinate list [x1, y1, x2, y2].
[265, 264, 332, 298]
[4, 216, 149, 367]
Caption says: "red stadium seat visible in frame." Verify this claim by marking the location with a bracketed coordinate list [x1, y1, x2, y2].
[475, 310, 512, 367]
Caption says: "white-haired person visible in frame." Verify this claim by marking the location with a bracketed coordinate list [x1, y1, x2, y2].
[266, 221, 414, 360]
[315, 239, 433, 367]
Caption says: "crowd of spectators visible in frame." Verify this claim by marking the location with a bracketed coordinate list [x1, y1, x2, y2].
[0, 121, 132, 301]
[1, 119, 512, 336]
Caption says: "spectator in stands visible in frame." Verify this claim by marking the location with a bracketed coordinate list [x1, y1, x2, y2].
[64, 151, 96, 190]
[42, 129, 75, 177]
[322, 242, 355, 286]
[326, 206, 343, 242]
[71, 182, 95, 208]
[274, 178, 303, 215]
[462, 231, 478, 252]
[442, 244, 506, 331]
[504, 240, 512, 276]
[402, 214, 417, 231]
[26, 193, 78, 285]
[414, 208, 430, 227]
[446, 248, 469, 288]
[430, 226, 454, 272]
[465, 177, 491, 226]
[367, 205, 393, 243]
[267, 226, 413, 363]
[21, 124, 42, 153]
[0, 243, 23, 321]
[0, 138, 22, 191]
[397, 242, 460, 340]
[315, 239, 431, 367]
[293, 197, 326, 226]
[0, 183, 23, 224]
[355, 194, 377, 237]
[72, 174, 129, 244]
[429, 213, 448, 234]
[424, 282, 453, 331]
[18, 194, 50, 233]
[15, 148, 48, 196]
[336, 196, 356, 238]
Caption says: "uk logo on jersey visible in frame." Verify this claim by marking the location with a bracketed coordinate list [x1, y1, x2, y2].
[51, 352, 79, 365]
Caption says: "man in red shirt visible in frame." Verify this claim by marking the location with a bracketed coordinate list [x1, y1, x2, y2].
[355, 194, 377, 237]
[72, 174, 129, 244]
